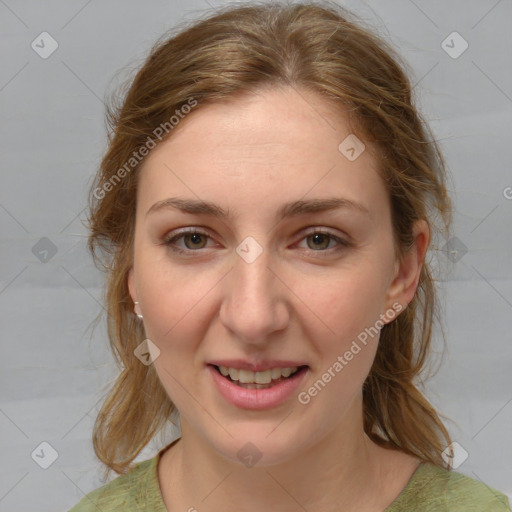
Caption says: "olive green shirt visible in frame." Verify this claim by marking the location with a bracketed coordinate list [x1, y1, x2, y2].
[69, 443, 511, 511]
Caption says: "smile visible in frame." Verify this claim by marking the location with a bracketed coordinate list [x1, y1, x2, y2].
[216, 365, 302, 388]
[207, 364, 309, 409]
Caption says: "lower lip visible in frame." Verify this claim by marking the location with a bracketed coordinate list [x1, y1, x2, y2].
[207, 365, 309, 410]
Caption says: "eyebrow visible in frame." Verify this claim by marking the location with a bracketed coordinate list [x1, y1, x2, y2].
[146, 197, 370, 220]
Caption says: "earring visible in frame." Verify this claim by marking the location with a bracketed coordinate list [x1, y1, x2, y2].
[134, 301, 143, 319]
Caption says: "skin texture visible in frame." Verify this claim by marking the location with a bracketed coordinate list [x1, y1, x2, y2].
[128, 86, 428, 511]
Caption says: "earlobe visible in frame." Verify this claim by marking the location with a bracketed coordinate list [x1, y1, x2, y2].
[127, 267, 144, 318]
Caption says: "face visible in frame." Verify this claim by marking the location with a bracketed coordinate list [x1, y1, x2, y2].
[128, 86, 422, 466]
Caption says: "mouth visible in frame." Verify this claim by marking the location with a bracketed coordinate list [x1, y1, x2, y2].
[209, 364, 309, 389]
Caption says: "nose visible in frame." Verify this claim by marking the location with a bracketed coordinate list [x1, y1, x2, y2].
[219, 245, 289, 345]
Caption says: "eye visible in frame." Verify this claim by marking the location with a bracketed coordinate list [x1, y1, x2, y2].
[162, 228, 351, 256]
[296, 230, 351, 254]
[163, 229, 215, 255]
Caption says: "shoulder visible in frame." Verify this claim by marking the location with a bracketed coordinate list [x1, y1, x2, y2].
[68, 455, 164, 512]
[387, 462, 511, 512]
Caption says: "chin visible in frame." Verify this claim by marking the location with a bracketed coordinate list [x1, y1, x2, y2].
[204, 423, 310, 468]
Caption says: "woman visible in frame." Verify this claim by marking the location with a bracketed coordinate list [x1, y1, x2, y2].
[70, 1, 511, 510]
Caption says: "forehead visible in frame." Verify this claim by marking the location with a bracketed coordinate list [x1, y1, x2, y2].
[146, 87, 364, 166]
[137, 87, 388, 224]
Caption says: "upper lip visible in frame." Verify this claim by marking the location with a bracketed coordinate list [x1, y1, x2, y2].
[208, 359, 309, 372]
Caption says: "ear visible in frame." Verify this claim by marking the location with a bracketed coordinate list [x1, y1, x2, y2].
[382, 219, 430, 319]
[127, 266, 137, 303]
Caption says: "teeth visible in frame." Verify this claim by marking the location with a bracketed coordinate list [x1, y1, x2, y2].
[255, 369, 272, 384]
[239, 369, 256, 384]
[281, 368, 292, 378]
[218, 365, 299, 384]
[271, 368, 281, 380]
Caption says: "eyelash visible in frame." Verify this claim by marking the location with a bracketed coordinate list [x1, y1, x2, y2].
[162, 228, 351, 257]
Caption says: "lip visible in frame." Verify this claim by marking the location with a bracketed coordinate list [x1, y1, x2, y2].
[207, 364, 309, 410]
[207, 359, 310, 372]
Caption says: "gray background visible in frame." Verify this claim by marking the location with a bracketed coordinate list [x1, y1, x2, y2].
[1, 1, 511, 510]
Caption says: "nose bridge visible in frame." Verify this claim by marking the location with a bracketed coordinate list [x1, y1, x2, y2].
[220, 239, 288, 340]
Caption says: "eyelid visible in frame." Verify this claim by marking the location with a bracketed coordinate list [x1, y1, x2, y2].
[162, 227, 217, 252]
[162, 226, 351, 255]
[295, 228, 351, 253]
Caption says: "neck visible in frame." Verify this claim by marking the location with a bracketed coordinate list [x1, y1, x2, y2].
[158, 399, 405, 511]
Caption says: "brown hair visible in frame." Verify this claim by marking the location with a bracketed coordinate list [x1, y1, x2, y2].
[87, 0, 454, 480]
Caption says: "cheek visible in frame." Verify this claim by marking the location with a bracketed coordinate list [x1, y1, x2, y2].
[135, 250, 210, 356]
[289, 259, 390, 404]
[294, 264, 387, 344]
[294, 275, 383, 416]
[136, 259, 211, 407]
